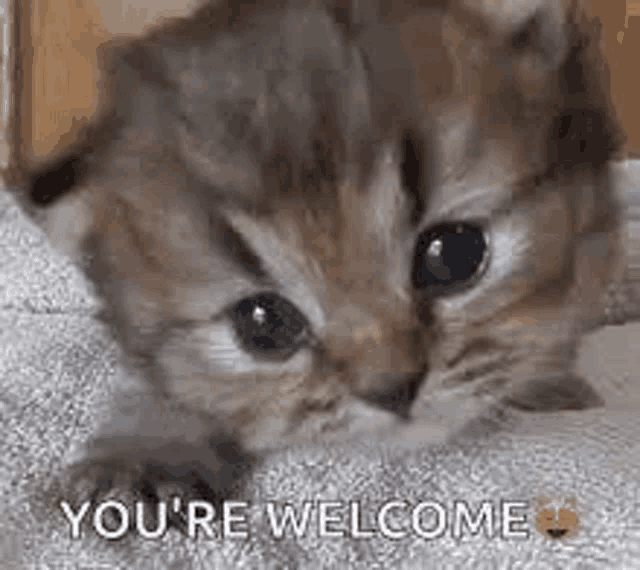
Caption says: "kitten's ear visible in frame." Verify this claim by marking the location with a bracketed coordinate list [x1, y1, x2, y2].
[544, 2, 626, 177]
[505, 339, 605, 413]
[504, 374, 604, 412]
[8, 40, 129, 216]
[22, 152, 90, 209]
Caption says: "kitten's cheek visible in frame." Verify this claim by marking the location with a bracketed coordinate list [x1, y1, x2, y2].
[41, 191, 95, 263]
[155, 323, 314, 419]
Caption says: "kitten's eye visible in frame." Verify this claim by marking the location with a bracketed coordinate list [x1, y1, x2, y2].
[510, 16, 538, 51]
[227, 293, 310, 360]
[412, 222, 489, 296]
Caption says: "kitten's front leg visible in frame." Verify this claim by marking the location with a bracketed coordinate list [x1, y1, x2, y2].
[55, 391, 255, 534]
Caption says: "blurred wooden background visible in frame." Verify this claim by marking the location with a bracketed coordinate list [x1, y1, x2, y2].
[8, 0, 640, 167]
[15, 0, 202, 169]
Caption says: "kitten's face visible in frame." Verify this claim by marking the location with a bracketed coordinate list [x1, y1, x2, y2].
[33, 0, 623, 451]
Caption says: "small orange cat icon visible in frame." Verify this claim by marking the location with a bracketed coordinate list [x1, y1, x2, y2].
[533, 497, 580, 540]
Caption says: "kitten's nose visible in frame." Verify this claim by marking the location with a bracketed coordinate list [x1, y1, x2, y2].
[355, 371, 424, 419]
[323, 301, 428, 416]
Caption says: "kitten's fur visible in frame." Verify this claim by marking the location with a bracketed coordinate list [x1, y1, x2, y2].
[15, 0, 626, 513]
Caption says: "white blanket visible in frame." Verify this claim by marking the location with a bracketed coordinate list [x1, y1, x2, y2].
[1, 176, 640, 569]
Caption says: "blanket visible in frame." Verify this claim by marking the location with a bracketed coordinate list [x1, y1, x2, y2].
[1, 162, 640, 569]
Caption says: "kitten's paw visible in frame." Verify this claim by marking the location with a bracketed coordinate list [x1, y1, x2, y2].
[46, 450, 143, 538]
[52, 433, 256, 535]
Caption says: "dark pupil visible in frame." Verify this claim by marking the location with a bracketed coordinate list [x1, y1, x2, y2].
[229, 293, 308, 359]
[412, 222, 487, 295]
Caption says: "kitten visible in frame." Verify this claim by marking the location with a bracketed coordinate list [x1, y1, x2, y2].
[14, 0, 626, 518]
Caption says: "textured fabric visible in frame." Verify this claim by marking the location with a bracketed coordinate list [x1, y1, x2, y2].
[1, 180, 640, 569]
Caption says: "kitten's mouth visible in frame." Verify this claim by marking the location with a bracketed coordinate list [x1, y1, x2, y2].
[282, 397, 406, 446]
[277, 355, 515, 447]
[403, 350, 521, 439]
